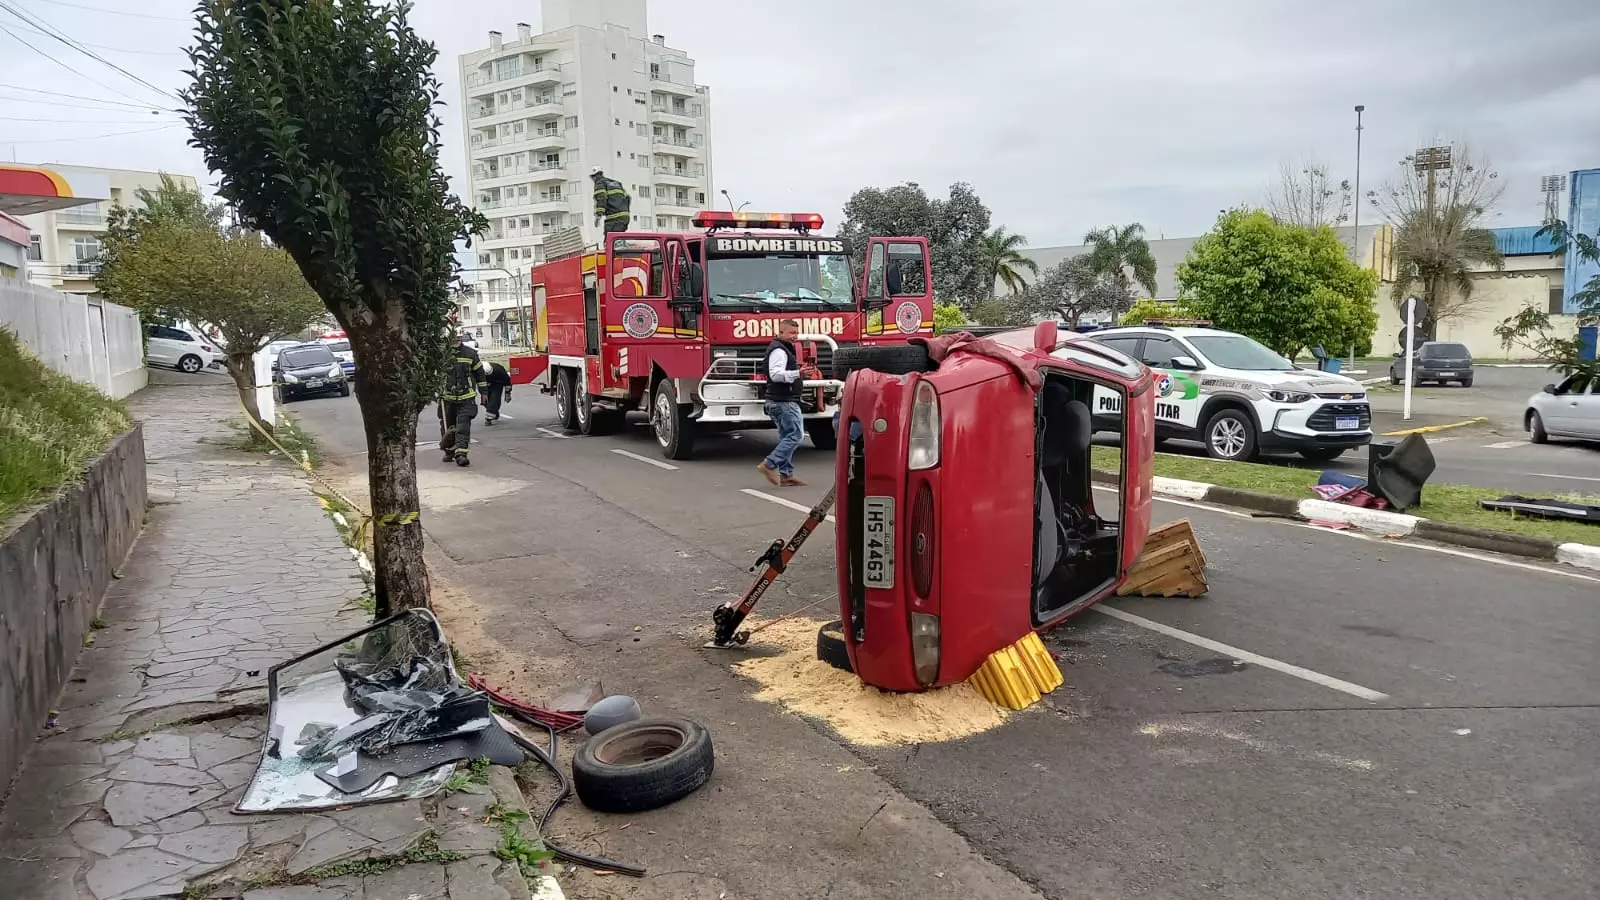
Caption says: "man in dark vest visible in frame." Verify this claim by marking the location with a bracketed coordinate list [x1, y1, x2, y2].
[438, 328, 486, 466]
[479, 360, 512, 425]
[591, 166, 631, 234]
[757, 319, 817, 487]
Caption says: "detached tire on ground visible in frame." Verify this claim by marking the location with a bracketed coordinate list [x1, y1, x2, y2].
[815, 620, 853, 672]
[832, 344, 935, 381]
[572, 717, 714, 814]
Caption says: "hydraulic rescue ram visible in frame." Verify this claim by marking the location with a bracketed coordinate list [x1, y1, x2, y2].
[706, 485, 837, 648]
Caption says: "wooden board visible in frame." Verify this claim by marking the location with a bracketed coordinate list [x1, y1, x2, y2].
[1118, 518, 1208, 598]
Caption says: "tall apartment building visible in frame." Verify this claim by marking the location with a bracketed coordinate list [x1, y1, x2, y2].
[457, 0, 714, 329]
[17, 165, 201, 297]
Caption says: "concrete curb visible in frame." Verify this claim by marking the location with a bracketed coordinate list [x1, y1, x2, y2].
[1382, 416, 1489, 437]
[1096, 469, 1600, 573]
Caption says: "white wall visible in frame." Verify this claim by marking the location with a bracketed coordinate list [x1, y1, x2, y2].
[0, 279, 147, 398]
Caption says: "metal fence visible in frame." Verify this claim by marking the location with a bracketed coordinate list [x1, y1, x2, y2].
[0, 280, 146, 398]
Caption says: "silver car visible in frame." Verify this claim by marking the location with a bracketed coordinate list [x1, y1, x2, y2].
[1526, 373, 1600, 443]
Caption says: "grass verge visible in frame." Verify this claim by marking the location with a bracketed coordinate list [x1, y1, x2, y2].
[1091, 446, 1600, 546]
[0, 327, 132, 523]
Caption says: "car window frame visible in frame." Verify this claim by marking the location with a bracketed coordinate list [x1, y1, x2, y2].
[1138, 335, 1191, 369]
[280, 347, 336, 368]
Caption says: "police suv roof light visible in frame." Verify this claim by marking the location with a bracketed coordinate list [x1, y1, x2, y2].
[692, 210, 824, 235]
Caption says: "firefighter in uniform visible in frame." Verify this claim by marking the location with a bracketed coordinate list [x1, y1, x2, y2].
[438, 328, 486, 467]
[591, 166, 631, 234]
[479, 360, 512, 425]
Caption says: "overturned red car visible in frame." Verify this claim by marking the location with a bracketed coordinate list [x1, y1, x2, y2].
[831, 322, 1156, 692]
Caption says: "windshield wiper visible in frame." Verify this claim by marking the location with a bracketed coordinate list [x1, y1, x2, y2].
[713, 293, 786, 310]
[774, 293, 851, 309]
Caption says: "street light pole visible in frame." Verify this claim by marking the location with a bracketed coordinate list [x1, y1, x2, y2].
[1351, 105, 1364, 264]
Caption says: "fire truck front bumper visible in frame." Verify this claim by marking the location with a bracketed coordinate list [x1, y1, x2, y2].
[692, 380, 844, 424]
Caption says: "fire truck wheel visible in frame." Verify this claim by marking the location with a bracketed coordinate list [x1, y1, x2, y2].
[832, 344, 935, 381]
[806, 418, 837, 451]
[572, 717, 715, 814]
[652, 380, 696, 460]
[576, 389, 617, 436]
[553, 368, 577, 429]
[815, 620, 853, 672]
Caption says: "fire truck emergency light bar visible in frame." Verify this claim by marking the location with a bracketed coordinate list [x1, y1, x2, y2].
[692, 210, 824, 233]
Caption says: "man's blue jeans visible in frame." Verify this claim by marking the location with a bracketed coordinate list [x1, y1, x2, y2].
[763, 400, 804, 478]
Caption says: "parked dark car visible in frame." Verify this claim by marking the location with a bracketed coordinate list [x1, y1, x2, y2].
[1391, 341, 1474, 387]
[273, 343, 350, 401]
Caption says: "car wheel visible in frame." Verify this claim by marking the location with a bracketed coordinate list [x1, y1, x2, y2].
[338, 380, 351, 397]
[832, 344, 935, 380]
[805, 417, 837, 451]
[572, 717, 715, 814]
[1299, 447, 1346, 463]
[178, 354, 203, 374]
[1528, 410, 1548, 444]
[1460, 377, 1473, 388]
[1203, 408, 1257, 461]
[815, 620, 853, 672]
[1389, 372, 1400, 386]
[553, 368, 576, 429]
[652, 379, 696, 460]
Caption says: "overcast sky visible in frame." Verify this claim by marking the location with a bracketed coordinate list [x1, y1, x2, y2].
[3, 0, 1597, 247]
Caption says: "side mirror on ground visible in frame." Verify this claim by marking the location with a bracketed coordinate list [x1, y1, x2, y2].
[1171, 355, 1200, 370]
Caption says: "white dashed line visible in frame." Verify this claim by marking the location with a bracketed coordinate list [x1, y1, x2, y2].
[1094, 606, 1390, 701]
[741, 488, 836, 522]
[536, 427, 571, 439]
[496, 413, 515, 420]
[1530, 472, 1600, 483]
[610, 448, 679, 470]
[1482, 441, 1525, 449]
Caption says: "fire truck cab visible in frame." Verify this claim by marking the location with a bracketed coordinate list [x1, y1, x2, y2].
[511, 212, 935, 460]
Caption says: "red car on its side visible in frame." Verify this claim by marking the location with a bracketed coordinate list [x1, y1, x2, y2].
[831, 322, 1156, 692]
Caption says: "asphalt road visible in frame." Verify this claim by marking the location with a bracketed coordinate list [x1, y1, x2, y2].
[1101, 365, 1599, 497]
[291, 390, 1599, 900]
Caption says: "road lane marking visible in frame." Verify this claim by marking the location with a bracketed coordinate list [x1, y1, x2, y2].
[497, 413, 515, 420]
[610, 448, 679, 470]
[1383, 416, 1488, 436]
[1530, 472, 1600, 483]
[1094, 606, 1390, 702]
[536, 427, 571, 439]
[742, 488, 836, 522]
[1482, 440, 1525, 449]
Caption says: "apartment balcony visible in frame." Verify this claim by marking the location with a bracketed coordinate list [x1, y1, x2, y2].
[651, 135, 702, 157]
[655, 200, 702, 217]
[652, 166, 703, 185]
[649, 73, 698, 97]
[468, 95, 564, 124]
[496, 195, 568, 216]
[465, 63, 564, 98]
[55, 208, 108, 229]
[526, 164, 567, 183]
[649, 104, 701, 127]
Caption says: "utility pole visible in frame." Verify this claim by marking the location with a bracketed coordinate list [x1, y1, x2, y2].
[1351, 105, 1365, 264]
[1412, 145, 1452, 339]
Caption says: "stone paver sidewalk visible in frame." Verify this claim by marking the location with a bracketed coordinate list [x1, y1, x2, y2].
[0, 381, 554, 900]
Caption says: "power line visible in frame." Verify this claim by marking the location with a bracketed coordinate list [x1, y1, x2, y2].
[0, 113, 165, 123]
[25, 0, 187, 21]
[0, 0, 181, 102]
[0, 122, 182, 144]
[0, 83, 169, 109]
[5, 18, 184, 55]
[0, 26, 168, 109]
[0, 92, 169, 114]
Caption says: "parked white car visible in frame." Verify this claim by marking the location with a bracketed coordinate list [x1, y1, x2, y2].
[458, 331, 480, 351]
[145, 325, 216, 374]
[1526, 373, 1600, 443]
[319, 337, 357, 377]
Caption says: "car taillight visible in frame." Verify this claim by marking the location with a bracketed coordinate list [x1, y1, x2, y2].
[909, 612, 940, 687]
[910, 481, 934, 599]
[907, 380, 939, 470]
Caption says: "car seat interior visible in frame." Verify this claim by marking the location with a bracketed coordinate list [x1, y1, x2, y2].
[1033, 371, 1122, 623]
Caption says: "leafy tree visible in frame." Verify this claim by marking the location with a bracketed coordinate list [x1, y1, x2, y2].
[96, 174, 227, 325]
[1083, 223, 1158, 320]
[932, 301, 967, 334]
[1369, 145, 1504, 338]
[1008, 256, 1128, 328]
[185, 0, 486, 615]
[839, 181, 993, 309]
[976, 226, 1038, 299]
[1494, 218, 1600, 381]
[1267, 160, 1352, 229]
[100, 218, 323, 430]
[1176, 209, 1378, 359]
[1118, 299, 1195, 326]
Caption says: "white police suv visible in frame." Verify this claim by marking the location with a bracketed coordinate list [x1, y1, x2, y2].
[1086, 323, 1372, 462]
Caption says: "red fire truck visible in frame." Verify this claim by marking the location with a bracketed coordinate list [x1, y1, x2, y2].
[507, 211, 935, 460]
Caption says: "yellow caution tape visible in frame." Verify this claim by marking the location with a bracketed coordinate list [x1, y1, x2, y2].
[967, 632, 1064, 711]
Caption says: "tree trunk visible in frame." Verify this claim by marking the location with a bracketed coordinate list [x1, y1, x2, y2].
[222, 351, 271, 436]
[346, 303, 431, 617]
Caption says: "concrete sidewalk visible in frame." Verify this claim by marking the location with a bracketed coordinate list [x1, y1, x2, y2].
[0, 381, 549, 900]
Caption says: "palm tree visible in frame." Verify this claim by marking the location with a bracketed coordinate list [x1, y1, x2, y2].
[1083, 223, 1158, 321]
[978, 226, 1039, 300]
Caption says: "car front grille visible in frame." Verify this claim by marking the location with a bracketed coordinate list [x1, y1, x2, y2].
[1307, 403, 1372, 430]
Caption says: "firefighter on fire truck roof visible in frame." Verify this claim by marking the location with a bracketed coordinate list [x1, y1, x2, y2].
[591, 166, 631, 234]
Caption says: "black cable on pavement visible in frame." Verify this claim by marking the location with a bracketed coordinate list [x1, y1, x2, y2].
[504, 712, 647, 878]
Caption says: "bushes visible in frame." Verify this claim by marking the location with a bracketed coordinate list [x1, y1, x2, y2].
[0, 328, 132, 522]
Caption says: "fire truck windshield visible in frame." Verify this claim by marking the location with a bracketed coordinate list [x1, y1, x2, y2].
[707, 252, 854, 310]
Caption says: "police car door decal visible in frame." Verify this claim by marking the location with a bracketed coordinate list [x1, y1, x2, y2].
[1094, 370, 1200, 427]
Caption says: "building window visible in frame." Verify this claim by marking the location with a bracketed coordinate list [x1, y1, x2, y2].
[564, 116, 578, 129]
[27, 234, 42, 260]
[639, 156, 649, 169]
[72, 236, 102, 260]
[1549, 288, 1565, 315]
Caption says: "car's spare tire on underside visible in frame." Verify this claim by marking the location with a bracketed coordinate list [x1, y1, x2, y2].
[832, 344, 935, 381]
[816, 619, 853, 672]
[572, 717, 715, 813]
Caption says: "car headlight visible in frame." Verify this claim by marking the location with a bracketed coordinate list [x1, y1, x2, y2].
[283, 373, 300, 384]
[328, 365, 343, 378]
[907, 380, 940, 470]
[1266, 390, 1311, 403]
